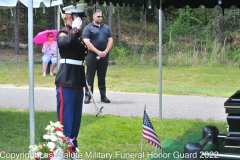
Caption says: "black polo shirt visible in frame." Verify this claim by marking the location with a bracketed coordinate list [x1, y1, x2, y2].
[82, 22, 112, 52]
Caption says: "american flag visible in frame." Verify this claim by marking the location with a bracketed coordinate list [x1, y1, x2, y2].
[142, 110, 163, 151]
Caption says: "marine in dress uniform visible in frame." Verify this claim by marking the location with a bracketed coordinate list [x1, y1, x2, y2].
[55, 3, 88, 150]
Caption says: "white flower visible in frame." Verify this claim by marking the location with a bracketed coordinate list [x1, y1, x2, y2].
[50, 127, 55, 132]
[56, 131, 64, 137]
[54, 121, 63, 128]
[49, 134, 58, 141]
[29, 121, 73, 156]
[45, 125, 51, 131]
[43, 134, 50, 140]
[29, 145, 38, 152]
[47, 142, 55, 150]
[50, 121, 54, 126]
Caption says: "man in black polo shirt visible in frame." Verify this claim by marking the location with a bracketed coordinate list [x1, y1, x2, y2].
[82, 9, 113, 104]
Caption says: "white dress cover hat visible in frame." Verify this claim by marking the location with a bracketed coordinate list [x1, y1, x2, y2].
[63, 3, 86, 14]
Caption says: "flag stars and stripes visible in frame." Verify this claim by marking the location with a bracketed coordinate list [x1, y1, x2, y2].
[142, 110, 163, 151]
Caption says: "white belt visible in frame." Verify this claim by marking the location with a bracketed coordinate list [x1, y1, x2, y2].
[60, 59, 83, 65]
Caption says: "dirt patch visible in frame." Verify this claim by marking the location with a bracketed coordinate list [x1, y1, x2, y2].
[0, 48, 28, 61]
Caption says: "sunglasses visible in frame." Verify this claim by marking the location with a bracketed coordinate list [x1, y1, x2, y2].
[48, 36, 53, 38]
[97, 16, 103, 18]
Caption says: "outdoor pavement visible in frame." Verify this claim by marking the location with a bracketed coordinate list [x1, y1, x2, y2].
[0, 85, 230, 120]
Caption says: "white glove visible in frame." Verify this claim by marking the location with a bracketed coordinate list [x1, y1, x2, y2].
[72, 17, 82, 29]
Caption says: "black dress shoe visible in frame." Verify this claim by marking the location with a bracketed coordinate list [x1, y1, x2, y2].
[84, 97, 91, 104]
[101, 97, 110, 103]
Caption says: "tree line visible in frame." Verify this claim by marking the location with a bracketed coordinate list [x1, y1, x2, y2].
[1, 2, 240, 66]
[0, 0, 161, 55]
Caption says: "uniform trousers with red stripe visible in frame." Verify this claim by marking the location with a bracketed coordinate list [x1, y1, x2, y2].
[56, 86, 83, 148]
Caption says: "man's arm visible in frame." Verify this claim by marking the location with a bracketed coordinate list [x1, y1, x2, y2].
[83, 38, 104, 57]
[104, 37, 113, 54]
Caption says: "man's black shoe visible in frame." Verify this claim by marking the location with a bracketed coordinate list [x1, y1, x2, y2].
[101, 97, 110, 103]
[84, 97, 91, 104]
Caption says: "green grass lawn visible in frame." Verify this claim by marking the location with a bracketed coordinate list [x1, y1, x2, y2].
[0, 57, 239, 97]
[107, 65, 240, 97]
[0, 108, 228, 160]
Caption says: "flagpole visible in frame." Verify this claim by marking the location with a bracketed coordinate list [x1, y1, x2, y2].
[140, 105, 147, 160]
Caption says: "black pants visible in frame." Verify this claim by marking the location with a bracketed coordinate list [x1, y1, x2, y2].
[85, 52, 108, 99]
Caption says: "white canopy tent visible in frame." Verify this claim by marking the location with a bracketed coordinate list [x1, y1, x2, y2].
[0, 0, 62, 8]
[0, 0, 63, 145]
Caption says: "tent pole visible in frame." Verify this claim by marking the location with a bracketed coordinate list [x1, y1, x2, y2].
[57, 5, 61, 70]
[159, 0, 163, 120]
[28, 0, 35, 145]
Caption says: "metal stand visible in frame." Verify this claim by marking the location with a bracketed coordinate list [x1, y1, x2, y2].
[183, 126, 219, 160]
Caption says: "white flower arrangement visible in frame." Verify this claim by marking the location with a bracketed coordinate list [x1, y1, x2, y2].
[29, 121, 80, 160]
